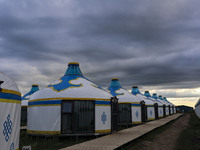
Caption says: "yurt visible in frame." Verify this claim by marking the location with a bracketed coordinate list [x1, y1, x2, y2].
[152, 93, 165, 117]
[144, 91, 164, 119]
[163, 97, 174, 114]
[27, 62, 118, 136]
[195, 99, 200, 118]
[159, 95, 170, 116]
[132, 86, 155, 121]
[21, 84, 39, 124]
[0, 72, 21, 150]
[107, 78, 142, 125]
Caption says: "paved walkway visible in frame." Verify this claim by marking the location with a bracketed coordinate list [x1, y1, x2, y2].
[60, 114, 182, 150]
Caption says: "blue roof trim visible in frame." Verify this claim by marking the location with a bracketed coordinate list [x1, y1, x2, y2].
[107, 87, 124, 96]
[22, 86, 39, 100]
[29, 100, 62, 106]
[131, 103, 141, 106]
[0, 92, 21, 101]
[131, 87, 141, 95]
[65, 64, 83, 76]
[95, 100, 111, 105]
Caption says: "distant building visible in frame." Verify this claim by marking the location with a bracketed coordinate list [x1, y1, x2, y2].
[177, 105, 193, 113]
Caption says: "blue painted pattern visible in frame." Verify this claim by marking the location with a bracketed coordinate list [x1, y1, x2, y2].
[107, 87, 124, 97]
[28, 100, 62, 106]
[0, 92, 21, 101]
[101, 112, 107, 124]
[95, 101, 110, 105]
[3, 114, 12, 142]
[150, 110, 153, 116]
[136, 111, 139, 118]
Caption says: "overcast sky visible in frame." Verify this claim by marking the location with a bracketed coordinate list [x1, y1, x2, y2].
[1, 0, 200, 107]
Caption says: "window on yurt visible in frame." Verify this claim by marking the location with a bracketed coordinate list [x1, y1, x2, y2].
[118, 104, 131, 124]
[61, 100, 94, 134]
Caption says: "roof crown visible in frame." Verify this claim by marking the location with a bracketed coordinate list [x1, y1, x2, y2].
[131, 86, 141, 95]
[152, 93, 157, 99]
[158, 95, 163, 100]
[109, 78, 121, 88]
[144, 91, 151, 97]
[65, 62, 83, 76]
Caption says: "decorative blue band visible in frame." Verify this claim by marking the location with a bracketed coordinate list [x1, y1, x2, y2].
[95, 100, 110, 105]
[131, 103, 141, 106]
[29, 100, 62, 106]
[0, 92, 21, 101]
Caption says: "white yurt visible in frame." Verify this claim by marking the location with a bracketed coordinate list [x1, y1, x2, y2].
[132, 86, 155, 121]
[144, 91, 164, 119]
[21, 84, 39, 124]
[0, 72, 21, 150]
[152, 93, 165, 117]
[158, 95, 170, 116]
[163, 97, 174, 114]
[195, 99, 200, 118]
[107, 78, 143, 125]
[27, 62, 117, 136]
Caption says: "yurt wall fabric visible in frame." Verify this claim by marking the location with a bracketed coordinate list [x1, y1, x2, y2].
[132, 87, 155, 121]
[0, 72, 21, 150]
[27, 63, 113, 135]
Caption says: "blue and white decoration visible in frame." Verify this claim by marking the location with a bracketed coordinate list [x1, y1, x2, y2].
[101, 112, 107, 125]
[136, 111, 139, 118]
[3, 114, 13, 142]
[10, 143, 14, 150]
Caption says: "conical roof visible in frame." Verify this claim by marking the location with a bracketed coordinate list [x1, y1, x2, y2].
[163, 97, 173, 106]
[30, 62, 112, 101]
[152, 93, 165, 105]
[131, 86, 154, 105]
[107, 78, 141, 103]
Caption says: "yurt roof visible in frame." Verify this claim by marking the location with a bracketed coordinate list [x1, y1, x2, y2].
[144, 91, 163, 106]
[152, 93, 165, 105]
[131, 86, 154, 105]
[30, 62, 112, 101]
[0, 72, 20, 92]
[107, 78, 141, 103]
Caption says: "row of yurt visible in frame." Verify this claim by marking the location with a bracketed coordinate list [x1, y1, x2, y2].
[27, 62, 118, 136]
[21, 84, 39, 124]
[24, 62, 176, 136]
[0, 72, 21, 150]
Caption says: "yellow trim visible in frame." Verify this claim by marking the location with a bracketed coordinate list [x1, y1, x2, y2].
[27, 130, 60, 135]
[29, 98, 110, 102]
[112, 78, 119, 80]
[1, 89, 21, 96]
[148, 118, 155, 120]
[131, 105, 141, 107]
[32, 84, 38, 86]
[95, 129, 111, 133]
[28, 104, 61, 107]
[95, 104, 110, 106]
[0, 98, 21, 104]
[68, 62, 79, 65]
[132, 121, 142, 124]
[16, 148, 19, 150]
[159, 116, 164, 118]
[22, 105, 28, 107]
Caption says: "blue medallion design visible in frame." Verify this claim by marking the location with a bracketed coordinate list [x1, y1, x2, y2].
[160, 109, 162, 115]
[10, 143, 14, 150]
[136, 111, 139, 118]
[150, 110, 153, 116]
[3, 114, 13, 142]
[101, 112, 107, 124]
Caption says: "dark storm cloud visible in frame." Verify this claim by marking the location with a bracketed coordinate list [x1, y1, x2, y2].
[1, 0, 200, 97]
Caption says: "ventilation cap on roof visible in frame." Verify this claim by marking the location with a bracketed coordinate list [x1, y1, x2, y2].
[65, 62, 83, 76]
[109, 78, 121, 87]
[131, 86, 140, 95]
[144, 91, 151, 97]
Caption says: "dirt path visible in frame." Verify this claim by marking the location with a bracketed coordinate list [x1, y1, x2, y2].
[138, 114, 190, 150]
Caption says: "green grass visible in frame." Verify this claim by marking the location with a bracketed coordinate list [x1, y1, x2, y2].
[19, 130, 95, 150]
[174, 111, 200, 150]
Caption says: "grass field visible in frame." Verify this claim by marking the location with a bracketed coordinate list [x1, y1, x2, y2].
[19, 130, 95, 150]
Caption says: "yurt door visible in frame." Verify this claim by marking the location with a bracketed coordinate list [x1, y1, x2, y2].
[154, 103, 159, 119]
[168, 106, 171, 115]
[118, 103, 131, 125]
[111, 97, 118, 132]
[61, 100, 95, 134]
[141, 101, 146, 123]
[163, 105, 166, 117]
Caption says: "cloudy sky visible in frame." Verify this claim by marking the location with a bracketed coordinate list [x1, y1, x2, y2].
[0, 0, 200, 107]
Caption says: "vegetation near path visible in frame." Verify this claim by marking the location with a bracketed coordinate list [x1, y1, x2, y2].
[123, 113, 190, 150]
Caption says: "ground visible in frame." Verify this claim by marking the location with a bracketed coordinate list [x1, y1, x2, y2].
[123, 113, 191, 150]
